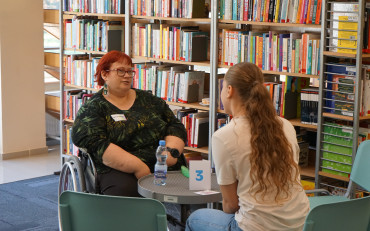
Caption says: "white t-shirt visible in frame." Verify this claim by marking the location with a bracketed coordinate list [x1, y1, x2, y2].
[212, 117, 309, 231]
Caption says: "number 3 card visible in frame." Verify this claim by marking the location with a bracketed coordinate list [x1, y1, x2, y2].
[189, 160, 211, 190]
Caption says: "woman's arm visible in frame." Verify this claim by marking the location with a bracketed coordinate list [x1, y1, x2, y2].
[220, 181, 240, 214]
[102, 143, 150, 179]
[165, 135, 185, 166]
[154, 95, 186, 166]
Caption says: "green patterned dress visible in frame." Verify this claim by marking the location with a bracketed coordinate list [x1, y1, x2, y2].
[72, 89, 187, 174]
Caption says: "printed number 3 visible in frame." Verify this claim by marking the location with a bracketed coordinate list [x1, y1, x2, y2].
[195, 170, 203, 181]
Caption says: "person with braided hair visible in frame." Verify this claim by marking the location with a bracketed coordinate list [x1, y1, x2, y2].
[186, 62, 309, 231]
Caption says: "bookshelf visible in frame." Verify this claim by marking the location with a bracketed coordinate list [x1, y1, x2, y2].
[59, 0, 128, 157]
[59, 0, 341, 184]
[314, 0, 370, 196]
[211, 0, 323, 173]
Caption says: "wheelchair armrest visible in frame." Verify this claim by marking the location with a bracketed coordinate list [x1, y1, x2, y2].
[305, 189, 331, 195]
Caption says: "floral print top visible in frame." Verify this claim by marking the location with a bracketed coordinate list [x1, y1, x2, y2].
[72, 89, 187, 174]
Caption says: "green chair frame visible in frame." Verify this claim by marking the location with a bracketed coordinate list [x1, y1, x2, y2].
[59, 191, 168, 231]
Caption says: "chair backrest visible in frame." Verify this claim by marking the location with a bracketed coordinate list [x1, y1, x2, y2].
[59, 191, 167, 231]
[350, 140, 370, 192]
[303, 196, 370, 231]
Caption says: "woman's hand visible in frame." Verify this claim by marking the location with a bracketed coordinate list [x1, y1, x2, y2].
[134, 163, 151, 179]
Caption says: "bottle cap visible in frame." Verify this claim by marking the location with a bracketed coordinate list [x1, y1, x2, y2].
[159, 140, 166, 146]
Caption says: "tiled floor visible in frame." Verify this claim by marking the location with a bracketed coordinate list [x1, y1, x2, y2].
[0, 145, 61, 184]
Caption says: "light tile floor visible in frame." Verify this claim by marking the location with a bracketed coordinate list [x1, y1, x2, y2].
[0, 145, 61, 184]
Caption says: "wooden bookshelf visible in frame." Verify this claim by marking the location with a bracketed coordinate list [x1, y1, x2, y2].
[167, 101, 210, 111]
[132, 56, 210, 67]
[64, 84, 100, 92]
[218, 64, 320, 78]
[219, 20, 321, 28]
[319, 171, 350, 182]
[64, 118, 74, 123]
[323, 113, 370, 121]
[289, 118, 317, 130]
[184, 146, 208, 154]
[64, 48, 106, 55]
[132, 15, 210, 22]
[64, 11, 125, 18]
[323, 51, 370, 58]
[300, 165, 316, 178]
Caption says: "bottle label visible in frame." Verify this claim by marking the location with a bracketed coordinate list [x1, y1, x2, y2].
[154, 170, 167, 179]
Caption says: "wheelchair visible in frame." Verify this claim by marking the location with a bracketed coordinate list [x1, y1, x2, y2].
[58, 149, 98, 196]
[58, 149, 188, 229]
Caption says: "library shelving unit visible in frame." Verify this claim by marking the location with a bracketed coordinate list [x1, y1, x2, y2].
[314, 0, 370, 196]
[209, 1, 323, 176]
[59, 0, 330, 183]
[128, 1, 214, 155]
[59, 0, 128, 160]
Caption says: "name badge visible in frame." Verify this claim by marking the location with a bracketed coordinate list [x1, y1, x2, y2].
[189, 160, 211, 191]
[111, 114, 127, 122]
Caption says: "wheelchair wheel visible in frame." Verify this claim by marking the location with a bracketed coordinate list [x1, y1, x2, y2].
[58, 155, 86, 195]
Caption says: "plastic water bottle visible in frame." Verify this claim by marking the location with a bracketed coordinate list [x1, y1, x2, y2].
[154, 140, 168, 186]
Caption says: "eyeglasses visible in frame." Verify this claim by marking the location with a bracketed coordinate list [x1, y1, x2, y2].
[106, 69, 136, 77]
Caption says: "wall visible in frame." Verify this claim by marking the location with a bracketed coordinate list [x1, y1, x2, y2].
[0, 0, 47, 159]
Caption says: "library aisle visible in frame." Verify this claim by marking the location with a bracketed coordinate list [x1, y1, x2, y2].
[0, 145, 61, 184]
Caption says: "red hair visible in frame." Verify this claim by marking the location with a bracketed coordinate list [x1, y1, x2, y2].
[94, 50, 133, 86]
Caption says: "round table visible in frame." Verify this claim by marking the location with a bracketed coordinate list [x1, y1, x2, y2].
[138, 171, 222, 225]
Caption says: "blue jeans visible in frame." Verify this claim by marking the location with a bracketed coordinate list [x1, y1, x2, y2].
[185, 208, 243, 231]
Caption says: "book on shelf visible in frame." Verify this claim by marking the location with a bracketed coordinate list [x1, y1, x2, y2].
[300, 87, 319, 125]
[64, 0, 125, 14]
[328, 2, 361, 54]
[218, 0, 321, 23]
[181, 31, 209, 62]
[131, 0, 207, 18]
[65, 54, 102, 90]
[176, 109, 209, 148]
[178, 71, 205, 103]
[325, 63, 366, 117]
[193, 114, 209, 148]
[168, 65, 190, 102]
[362, 64, 370, 116]
[107, 21, 125, 52]
[218, 30, 320, 75]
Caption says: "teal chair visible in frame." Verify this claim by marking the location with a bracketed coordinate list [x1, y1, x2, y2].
[307, 140, 370, 209]
[59, 191, 167, 231]
[303, 196, 370, 231]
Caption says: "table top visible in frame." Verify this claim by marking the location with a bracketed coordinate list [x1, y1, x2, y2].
[138, 171, 222, 204]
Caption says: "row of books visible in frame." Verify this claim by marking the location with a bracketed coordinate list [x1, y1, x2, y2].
[63, 0, 125, 14]
[133, 63, 205, 103]
[64, 54, 102, 89]
[220, 30, 321, 75]
[64, 18, 125, 52]
[63, 91, 92, 121]
[132, 23, 208, 62]
[64, 126, 79, 156]
[322, 122, 370, 178]
[216, 74, 318, 124]
[175, 110, 209, 148]
[219, 0, 322, 24]
[325, 63, 370, 117]
[130, 0, 207, 18]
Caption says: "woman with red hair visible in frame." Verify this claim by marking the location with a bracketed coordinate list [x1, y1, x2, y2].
[72, 51, 186, 196]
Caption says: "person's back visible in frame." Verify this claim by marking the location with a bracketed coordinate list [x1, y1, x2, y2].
[186, 62, 309, 231]
[213, 116, 309, 230]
